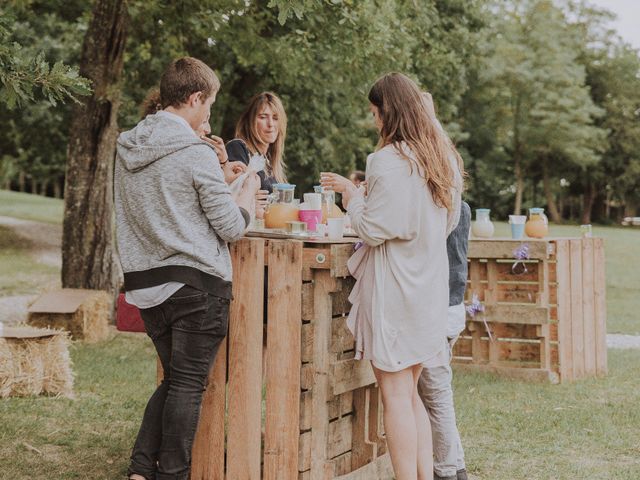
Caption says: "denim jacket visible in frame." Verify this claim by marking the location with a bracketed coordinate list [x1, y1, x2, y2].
[447, 201, 471, 306]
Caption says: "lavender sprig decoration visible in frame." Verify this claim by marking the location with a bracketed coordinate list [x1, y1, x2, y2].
[354, 241, 364, 251]
[513, 243, 530, 260]
[465, 293, 493, 341]
[465, 293, 485, 318]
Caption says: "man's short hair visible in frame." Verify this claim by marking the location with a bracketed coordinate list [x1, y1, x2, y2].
[350, 170, 366, 182]
[160, 57, 220, 108]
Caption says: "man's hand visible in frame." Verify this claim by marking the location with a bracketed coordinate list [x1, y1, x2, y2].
[255, 189, 269, 219]
[242, 172, 261, 194]
[222, 161, 247, 184]
[201, 135, 229, 165]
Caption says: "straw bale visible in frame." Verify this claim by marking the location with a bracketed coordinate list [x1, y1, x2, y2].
[0, 330, 73, 398]
[28, 290, 111, 343]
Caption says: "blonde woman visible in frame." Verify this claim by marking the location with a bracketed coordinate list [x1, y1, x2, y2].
[321, 73, 463, 480]
[224, 91, 288, 193]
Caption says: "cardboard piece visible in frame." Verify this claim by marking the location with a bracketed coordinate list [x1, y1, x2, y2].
[28, 289, 96, 314]
[0, 325, 63, 339]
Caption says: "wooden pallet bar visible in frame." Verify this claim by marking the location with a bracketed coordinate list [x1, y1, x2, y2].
[453, 237, 607, 383]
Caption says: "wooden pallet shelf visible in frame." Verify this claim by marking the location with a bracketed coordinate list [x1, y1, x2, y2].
[452, 237, 607, 383]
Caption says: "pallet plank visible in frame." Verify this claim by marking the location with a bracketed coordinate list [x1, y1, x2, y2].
[555, 240, 572, 382]
[264, 240, 303, 480]
[593, 238, 608, 376]
[190, 339, 227, 480]
[569, 240, 585, 380]
[581, 239, 597, 376]
[310, 270, 335, 480]
[226, 239, 265, 480]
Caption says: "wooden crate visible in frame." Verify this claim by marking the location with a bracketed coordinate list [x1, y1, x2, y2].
[452, 238, 607, 383]
[160, 238, 391, 480]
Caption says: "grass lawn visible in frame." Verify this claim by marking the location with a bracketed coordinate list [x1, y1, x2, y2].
[0, 333, 638, 479]
[0, 225, 59, 296]
[0, 189, 64, 224]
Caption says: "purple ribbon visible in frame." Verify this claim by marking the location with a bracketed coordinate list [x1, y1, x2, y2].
[512, 242, 530, 275]
[354, 241, 364, 251]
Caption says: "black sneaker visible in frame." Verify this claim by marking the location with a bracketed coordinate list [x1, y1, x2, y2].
[457, 468, 469, 480]
[434, 474, 457, 480]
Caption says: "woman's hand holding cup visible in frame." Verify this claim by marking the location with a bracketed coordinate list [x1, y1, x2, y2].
[320, 172, 359, 209]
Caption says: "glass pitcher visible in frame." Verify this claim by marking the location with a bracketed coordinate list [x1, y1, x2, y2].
[525, 207, 549, 238]
[264, 184, 300, 229]
[471, 208, 495, 238]
[313, 185, 344, 223]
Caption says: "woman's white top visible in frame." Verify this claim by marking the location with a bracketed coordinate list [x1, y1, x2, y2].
[346, 142, 462, 372]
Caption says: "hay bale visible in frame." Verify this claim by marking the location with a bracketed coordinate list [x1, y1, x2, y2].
[0, 325, 73, 398]
[28, 289, 112, 343]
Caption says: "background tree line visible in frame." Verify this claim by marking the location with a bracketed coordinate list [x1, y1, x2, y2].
[1, 0, 639, 292]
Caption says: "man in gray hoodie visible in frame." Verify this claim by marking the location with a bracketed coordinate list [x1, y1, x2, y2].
[115, 57, 259, 480]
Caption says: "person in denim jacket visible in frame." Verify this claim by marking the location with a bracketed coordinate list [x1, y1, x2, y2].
[418, 201, 471, 480]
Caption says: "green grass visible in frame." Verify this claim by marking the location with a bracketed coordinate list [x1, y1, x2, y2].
[456, 348, 640, 479]
[0, 189, 63, 224]
[0, 333, 638, 479]
[0, 225, 59, 296]
[0, 334, 156, 479]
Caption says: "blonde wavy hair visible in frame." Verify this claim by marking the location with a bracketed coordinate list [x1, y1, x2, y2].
[235, 92, 288, 184]
[368, 73, 464, 211]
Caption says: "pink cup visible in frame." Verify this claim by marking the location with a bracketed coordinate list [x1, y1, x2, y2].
[299, 209, 322, 231]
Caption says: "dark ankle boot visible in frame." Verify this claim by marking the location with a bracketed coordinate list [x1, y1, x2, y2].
[457, 468, 469, 480]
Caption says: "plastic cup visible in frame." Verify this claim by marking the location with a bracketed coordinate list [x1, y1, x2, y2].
[299, 209, 322, 232]
[509, 215, 527, 240]
[315, 223, 327, 237]
[303, 193, 322, 210]
[328, 217, 345, 240]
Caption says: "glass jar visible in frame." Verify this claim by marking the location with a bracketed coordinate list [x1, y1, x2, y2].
[264, 184, 300, 229]
[313, 185, 344, 223]
[525, 208, 549, 238]
[471, 208, 495, 238]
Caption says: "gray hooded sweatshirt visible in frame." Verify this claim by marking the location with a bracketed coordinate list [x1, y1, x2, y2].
[114, 112, 249, 298]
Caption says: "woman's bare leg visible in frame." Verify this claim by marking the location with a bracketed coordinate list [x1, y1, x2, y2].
[373, 364, 424, 480]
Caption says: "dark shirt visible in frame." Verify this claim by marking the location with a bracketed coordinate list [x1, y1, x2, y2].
[447, 201, 471, 306]
[225, 139, 278, 193]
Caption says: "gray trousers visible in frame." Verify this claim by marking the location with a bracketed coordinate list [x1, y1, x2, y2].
[417, 341, 465, 478]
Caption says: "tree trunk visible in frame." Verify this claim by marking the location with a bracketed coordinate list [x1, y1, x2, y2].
[623, 194, 637, 217]
[39, 180, 49, 196]
[581, 180, 597, 225]
[542, 157, 561, 223]
[30, 178, 38, 194]
[53, 178, 63, 199]
[512, 95, 524, 215]
[61, 0, 128, 292]
[18, 171, 26, 192]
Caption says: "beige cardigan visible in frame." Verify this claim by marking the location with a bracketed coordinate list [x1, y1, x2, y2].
[346, 143, 462, 372]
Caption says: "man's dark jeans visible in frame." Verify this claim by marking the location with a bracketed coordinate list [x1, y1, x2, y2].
[128, 285, 229, 480]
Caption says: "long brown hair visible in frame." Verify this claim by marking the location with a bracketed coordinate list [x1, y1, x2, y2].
[140, 87, 161, 118]
[368, 73, 464, 211]
[235, 92, 288, 183]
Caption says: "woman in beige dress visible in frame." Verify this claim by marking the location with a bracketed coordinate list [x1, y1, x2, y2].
[321, 73, 463, 480]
